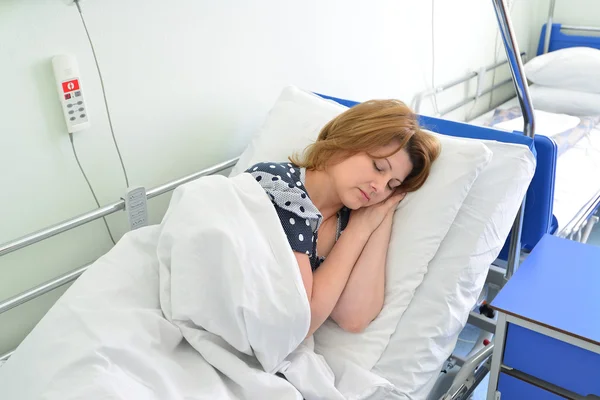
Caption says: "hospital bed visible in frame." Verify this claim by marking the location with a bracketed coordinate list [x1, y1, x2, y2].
[415, 0, 600, 247]
[0, 1, 549, 399]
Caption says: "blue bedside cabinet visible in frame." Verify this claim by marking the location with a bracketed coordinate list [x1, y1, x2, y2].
[488, 234, 600, 399]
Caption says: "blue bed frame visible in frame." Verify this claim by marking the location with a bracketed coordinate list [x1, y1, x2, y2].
[537, 23, 600, 55]
[316, 93, 558, 260]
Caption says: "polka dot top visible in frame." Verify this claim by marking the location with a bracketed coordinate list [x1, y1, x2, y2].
[246, 162, 350, 270]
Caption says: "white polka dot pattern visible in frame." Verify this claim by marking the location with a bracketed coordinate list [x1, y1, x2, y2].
[246, 161, 350, 270]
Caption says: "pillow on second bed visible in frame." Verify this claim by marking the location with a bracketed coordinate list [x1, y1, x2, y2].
[524, 47, 600, 94]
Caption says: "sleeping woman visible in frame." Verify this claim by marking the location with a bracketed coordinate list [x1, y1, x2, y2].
[245, 99, 440, 337]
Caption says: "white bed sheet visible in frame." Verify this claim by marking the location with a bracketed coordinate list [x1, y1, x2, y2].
[468, 96, 600, 232]
[0, 227, 247, 400]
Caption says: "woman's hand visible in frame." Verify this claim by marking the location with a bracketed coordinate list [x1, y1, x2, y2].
[348, 191, 405, 234]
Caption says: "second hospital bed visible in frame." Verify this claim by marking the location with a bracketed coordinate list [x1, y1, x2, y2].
[469, 84, 600, 244]
[416, 7, 600, 247]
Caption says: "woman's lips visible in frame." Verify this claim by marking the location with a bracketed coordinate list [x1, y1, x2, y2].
[359, 189, 370, 201]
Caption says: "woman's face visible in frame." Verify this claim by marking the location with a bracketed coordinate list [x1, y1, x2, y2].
[328, 142, 413, 210]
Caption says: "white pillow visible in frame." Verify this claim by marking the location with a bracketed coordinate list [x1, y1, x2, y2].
[229, 86, 347, 176]
[373, 139, 535, 398]
[313, 133, 492, 370]
[231, 86, 492, 373]
[529, 85, 600, 117]
[524, 47, 600, 94]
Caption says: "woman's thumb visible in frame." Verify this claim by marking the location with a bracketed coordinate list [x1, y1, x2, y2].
[386, 191, 405, 207]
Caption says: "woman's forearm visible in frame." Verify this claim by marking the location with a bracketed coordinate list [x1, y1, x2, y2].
[330, 212, 393, 332]
[306, 223, 371, 336]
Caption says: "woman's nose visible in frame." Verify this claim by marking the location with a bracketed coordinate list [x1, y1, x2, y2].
[370, 177, 387, 196]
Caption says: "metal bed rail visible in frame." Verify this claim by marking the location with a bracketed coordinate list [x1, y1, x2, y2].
[412, 52, 526, 115]
[561, 25, 600, 33]
[0, 264, 91, 316]
[437, 76, 514, 117]
[559, 189, 600, 239]
[0, 157, 239, 258]
[0, 157, 239, 362]
[443, 344, 495, 400]
[543, 0, 556, 54]
[0, 157, 239, 314]
[491, 0, 535, 280]
[543, 0, 600, 54]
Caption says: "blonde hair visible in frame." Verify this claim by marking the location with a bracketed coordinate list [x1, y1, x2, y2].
[290, 99, 441, 193]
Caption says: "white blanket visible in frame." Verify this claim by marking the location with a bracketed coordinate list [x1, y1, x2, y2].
[0, 173, 398, 400]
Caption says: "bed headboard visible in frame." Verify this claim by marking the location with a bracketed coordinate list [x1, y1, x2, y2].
[537, 23, 600, 55]
[316, 93, 557, 257]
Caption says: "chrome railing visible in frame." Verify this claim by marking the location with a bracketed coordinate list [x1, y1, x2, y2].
[0, 157, 239, 258]
[543, 0, 556, 54]
[412, 52, 525, 115]
[542, 0, 600, 54]
[492, 0, 535, 280]
[0, 157, 239, 317]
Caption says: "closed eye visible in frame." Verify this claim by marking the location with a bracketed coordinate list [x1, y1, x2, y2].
[374, 160, 400, 190]
[372, 160, 382, 172]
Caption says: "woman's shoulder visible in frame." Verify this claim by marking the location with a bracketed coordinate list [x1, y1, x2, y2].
[246, 161, 322, 228]
[245, 161, 302, 187]
[246, 161, 300, 175]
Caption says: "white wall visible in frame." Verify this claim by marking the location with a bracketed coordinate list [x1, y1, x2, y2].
[0, 0, 543, 355]
[553, 0, 600, 27]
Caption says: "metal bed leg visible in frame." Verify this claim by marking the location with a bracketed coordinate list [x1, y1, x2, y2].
[486, 312, 507, 400]
[442, 343, 495, 400]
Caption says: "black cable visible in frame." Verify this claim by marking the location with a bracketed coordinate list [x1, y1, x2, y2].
[74, 0, 130, 189]
[69, 132, 117, 245]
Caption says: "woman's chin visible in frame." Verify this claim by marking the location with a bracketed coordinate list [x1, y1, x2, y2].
[343, 199, 362, 210]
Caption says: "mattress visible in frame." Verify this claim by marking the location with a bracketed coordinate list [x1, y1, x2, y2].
[469, 96, 600, 233]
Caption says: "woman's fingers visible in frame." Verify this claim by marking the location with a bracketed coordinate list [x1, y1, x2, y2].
[385, 191, 406, 208]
